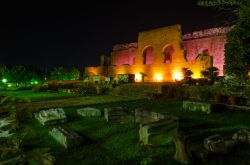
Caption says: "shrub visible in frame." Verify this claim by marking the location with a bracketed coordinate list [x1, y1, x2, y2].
[99, 84, 112, 95]
[14, 86, 32, 91]
[83, 85, 98, 95]
[48, 84, 58, 92]
[32, 85, 48, 92]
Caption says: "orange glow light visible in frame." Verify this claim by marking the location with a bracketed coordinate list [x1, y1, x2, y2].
[192, 75, 199, 79]
[173, 71, 183, 81]
[154, 74, 163, 82]
[135, 73, 142, 82]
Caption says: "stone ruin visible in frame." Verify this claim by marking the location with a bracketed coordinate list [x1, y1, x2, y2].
[77, 107, 101, 117]
[136, 109, 179, 146]
[49, 127, 83, 149]
[104, 107, 134, 123]
[104, 107, 179, 145]
[135, 108, 165, 124]
[183, 101, 212, 114]
[0, 117, 14, 138]
[34, 108, 67, 125]
[232, 129, 250, 144]
[135, 109, 192, 164]
[204, 134, 236, 154]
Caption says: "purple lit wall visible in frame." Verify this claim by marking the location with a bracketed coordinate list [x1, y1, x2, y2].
[111, 43, 137, 66]
[183, 36, 227, 76]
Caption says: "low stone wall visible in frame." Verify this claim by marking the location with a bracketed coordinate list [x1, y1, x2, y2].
[183, 101, 212, 114]
[183, 101, 227, 114]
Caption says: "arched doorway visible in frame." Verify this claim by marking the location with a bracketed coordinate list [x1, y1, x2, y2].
[142, 46, 154, 64]
[162, 45, 174, 64]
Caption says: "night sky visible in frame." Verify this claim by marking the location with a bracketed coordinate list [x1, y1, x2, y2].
[0, 0, 233, 71]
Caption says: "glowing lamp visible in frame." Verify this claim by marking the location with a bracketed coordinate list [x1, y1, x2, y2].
[154, 74, 163, 82]
[2, 78, 7, 83]
[173, 72, 183, 81]
[135, 73, 142, 82]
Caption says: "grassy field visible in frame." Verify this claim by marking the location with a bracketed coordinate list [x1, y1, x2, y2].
[17, 98, 250, 165]
[0, 90, 81, 102]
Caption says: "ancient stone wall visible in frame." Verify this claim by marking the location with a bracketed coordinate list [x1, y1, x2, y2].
[84, 25, 229, 82]
[183, 36, 227, 76]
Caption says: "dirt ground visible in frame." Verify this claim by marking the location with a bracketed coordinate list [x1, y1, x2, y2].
[19, 95, 145, 111]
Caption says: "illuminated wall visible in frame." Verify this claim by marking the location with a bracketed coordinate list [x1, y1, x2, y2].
[133, 24, 186, 81]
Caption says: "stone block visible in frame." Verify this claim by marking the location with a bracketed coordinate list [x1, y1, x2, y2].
[183, 101, 212, 114]
[77, 107, 101, 117]
[49, 127, 83, 149]
[139, 115, 178, 145]
[34, 108, 67, 125]
[135, 108, 173, 124]
[104, 107, 134, 123]
[232, 129, 250, 143]
[204, 134, 236, 153]
[183, 101, 227, 114]
[0, 117, 14, 138]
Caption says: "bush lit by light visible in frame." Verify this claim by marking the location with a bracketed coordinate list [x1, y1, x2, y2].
[173, 71, 183, 81]
[31, 80, 39, 85]
[154, 74, 163, 82]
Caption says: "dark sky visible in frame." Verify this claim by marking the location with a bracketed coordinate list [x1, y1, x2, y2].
[0, 0, 233, 70]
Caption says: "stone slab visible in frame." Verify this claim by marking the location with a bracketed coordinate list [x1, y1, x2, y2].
[183, 101, 227, 114]
[232, 129, 250, 143]
[49, 127, 83, 149]
[135, 108, 174, 124]
[204, 134, 236, 153]
[77, 107, 101, 117]
[34, 108, 67, 125]
[0, 117, 14, 138]
[139, 114, 179, 145]
[104, 107, 134, 123]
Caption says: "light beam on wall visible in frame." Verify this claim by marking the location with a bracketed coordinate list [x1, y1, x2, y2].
[135, 73, 142, 82]
[154, 74, 163, 82]
[192, 75, 199, 79]
[173, 71, 183, 81]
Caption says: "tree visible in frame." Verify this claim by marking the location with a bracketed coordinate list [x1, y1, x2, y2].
[181, 68, 193, 79]
[0, 64, 8, 81]
[181, 68, 193, 84]
[6, 66, 31, 86]
[224, 2, 250, 77]
[6, 65, 42, 86]
[201, 66, 219, 79]
[198, 0, 243, 7]
[50, 67, 66, 81]
[68, 67, 80, 80]
[50, 67, 80, 81]
[198, 0, 250, 78]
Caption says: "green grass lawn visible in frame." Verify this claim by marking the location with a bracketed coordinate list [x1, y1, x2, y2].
[0, 90, 81, 101]
[19, 98, 250, 165]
